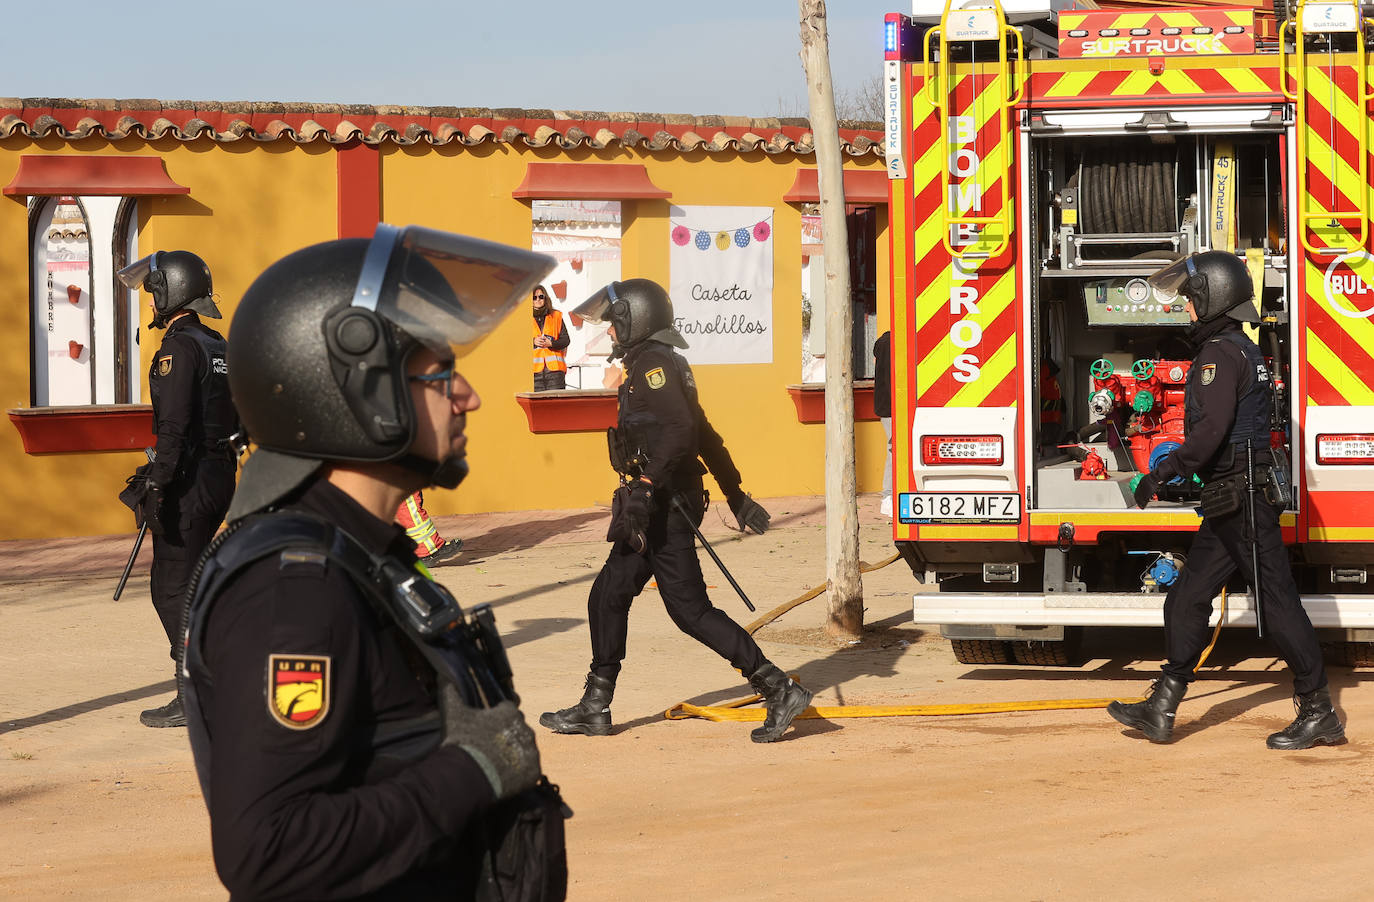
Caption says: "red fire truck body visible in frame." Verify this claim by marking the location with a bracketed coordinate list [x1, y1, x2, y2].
[883, 0, 1374, 664]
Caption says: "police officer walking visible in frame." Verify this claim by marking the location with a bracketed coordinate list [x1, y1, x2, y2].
[117, 251, 236, 728]
[181, 227, 554, 899]
[1108, 251, 1344, 750]
[541, 279, 812, 743]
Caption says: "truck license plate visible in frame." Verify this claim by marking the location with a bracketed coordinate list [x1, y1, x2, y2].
[899, 493, 1020, 523]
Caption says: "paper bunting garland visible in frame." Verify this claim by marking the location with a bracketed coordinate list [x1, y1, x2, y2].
[672, 217, 772, 251]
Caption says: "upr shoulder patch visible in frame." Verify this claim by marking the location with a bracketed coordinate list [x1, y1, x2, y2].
[645, 367, 667, 390]
[157, 355, 173, 377]
[1200, 363, 1217, 386]
[268, 654, 330, 729]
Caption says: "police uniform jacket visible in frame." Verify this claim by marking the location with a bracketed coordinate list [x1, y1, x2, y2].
[191, 477, 495, 901]
[148, 312, 236, 503]
[619, 340, 744, 504]
[1152, 321, 1271, 484]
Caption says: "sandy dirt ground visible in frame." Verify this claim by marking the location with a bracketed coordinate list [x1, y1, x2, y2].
[3, 494, 1373, 901]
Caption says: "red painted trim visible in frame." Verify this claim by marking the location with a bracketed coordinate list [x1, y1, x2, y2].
[783, 169, 889, 205]
[515, 391, 619, 433]
[336, 142, 380, 239]
[786, 383, 877, 424]
[3, 155, 188, 197]
[511, 163, 670, 200]
[8, 405, 154, 453]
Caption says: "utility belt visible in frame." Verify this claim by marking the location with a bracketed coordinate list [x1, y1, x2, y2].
[1199, 456, 1292, 519]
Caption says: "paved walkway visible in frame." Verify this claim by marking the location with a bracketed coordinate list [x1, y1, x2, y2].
[0, 493, 859, 584]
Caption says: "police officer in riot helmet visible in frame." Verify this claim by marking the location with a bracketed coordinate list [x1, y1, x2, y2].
[1109, 250, 1343, 750]
[117, 250, 237, 729]
[181, 226, 552, 899]
[541, 278, 812, 743]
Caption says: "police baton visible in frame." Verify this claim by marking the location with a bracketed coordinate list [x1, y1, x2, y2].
[1246, 439, 1265, 639]
[114, 447, 157, 601]
[113, 519, 149, 601]
[669, 493, 756, 612]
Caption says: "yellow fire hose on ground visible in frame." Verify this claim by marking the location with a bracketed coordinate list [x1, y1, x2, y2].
[665, 556, 1228, 724]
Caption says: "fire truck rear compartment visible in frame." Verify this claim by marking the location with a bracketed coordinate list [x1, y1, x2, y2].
[1030, 127, 1290, 514]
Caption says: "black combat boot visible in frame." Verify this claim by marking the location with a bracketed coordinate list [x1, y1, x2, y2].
[140, 694, 187, 728]
[1106, 674, 1187, 743]
[539, 673, 615, 736]
[1266, 685, 1345, 750]
[747, 663, 813, 743]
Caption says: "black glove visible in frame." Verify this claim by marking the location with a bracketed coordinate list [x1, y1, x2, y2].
[623, 480, 654, 554]
[1132, 473, 1159, 509]
[728, 492, 771, 535]
[143, 482, 166, 536]
[439, 683, 541, 802]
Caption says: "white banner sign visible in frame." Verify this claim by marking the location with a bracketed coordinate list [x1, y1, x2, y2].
[669, 205, 774, 365]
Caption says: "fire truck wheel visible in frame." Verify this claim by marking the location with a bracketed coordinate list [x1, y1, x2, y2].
[1010, 633, 1083, 667]
[1321, 641, 1374, 668]
[949, 639, 1013, 665]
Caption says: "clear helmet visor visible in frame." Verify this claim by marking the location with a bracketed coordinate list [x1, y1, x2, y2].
[1146, 257, 1194, 302]
[353, 224, 555, 354]
[570, 283, 615, 324]
[117, 252, 158, 290]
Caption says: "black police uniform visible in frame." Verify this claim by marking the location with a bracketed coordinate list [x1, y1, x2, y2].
[1151, 321, 1325, 694]
[588, 339, 765, 683]
[147, 312, 236, 655]
[185, 477, 495, 901]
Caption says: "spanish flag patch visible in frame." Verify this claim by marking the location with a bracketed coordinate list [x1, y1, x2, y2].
[645, 367, 666, 390]
[268, 654, 330, 729]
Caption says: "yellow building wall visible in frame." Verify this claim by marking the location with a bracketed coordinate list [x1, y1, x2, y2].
[0, 132, 889, 539]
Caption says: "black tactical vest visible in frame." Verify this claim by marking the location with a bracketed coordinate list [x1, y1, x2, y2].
[1184, 329, 1270, 477]
[151, 319, 236, 456]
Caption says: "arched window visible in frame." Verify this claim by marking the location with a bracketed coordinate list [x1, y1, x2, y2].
[28, 195, 139, 406]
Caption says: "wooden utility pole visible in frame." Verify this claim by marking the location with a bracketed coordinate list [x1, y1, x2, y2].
[799, 0, 863, 638]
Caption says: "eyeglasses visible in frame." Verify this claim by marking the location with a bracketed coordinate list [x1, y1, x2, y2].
[533, 293, 547, 301]
[409, 365, 456, 398]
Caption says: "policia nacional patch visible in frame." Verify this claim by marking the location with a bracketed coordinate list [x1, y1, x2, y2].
[268, 654, 330, 729]
[645, 367, 667, 389]
[1200, 363, 1217, 386]
[157, 355, 173, 377]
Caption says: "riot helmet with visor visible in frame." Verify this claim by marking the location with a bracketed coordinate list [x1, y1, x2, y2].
[118, 250, 220, 329]
[1148, 251, 1258, 324]
[225, 224, 554, 521]
[572, 278, 687, 358]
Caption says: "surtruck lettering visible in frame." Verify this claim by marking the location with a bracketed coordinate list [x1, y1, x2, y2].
[948, 115, 984, 383]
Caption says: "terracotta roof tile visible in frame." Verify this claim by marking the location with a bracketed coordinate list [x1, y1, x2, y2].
[0, 98, 882, 159]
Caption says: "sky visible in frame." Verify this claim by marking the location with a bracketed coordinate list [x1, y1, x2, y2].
[3, 1, 905, 119]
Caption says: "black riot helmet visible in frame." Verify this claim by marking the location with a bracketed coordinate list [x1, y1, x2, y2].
[118, 250, 220, 329]
[572, 278, 688, 358]
[1148, 251, 1258, 324]
[223, 224, 554, 521]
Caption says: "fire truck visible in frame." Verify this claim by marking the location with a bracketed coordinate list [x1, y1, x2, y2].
[883, 0, 1374, 664]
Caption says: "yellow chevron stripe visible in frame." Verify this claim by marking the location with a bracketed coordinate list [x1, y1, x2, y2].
[916, 268, 1017, 396]
[1306, 328, 1374, 404]
[1042, 70, 1100, 99]
[1214, 66, 1271, 94]
[1301, 67, 1364, 209]
[1304, 255, 1374, 342]
[947, 332, 1017, 407]
[1115, 69, 1203, 95]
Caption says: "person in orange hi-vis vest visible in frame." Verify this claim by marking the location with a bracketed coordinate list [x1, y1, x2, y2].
[532, 284, 570, 391]
[396, 490, 462, 567]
